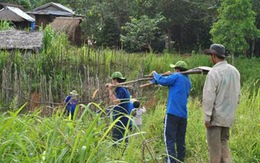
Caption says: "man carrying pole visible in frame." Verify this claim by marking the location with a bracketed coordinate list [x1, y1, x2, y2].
[105, 71, 131, 145]
[150, 61, 192, 163]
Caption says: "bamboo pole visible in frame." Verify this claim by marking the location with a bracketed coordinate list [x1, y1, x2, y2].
[140, 66, 212, 88]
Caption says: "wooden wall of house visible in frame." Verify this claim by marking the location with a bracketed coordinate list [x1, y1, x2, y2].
[13, 21, 31, 30]
[35, 15, 52, 28]
[74, 25, 83, 46]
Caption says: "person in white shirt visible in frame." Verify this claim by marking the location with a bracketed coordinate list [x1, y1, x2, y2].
[203, 44, 240, 163]
[132, 106, 146, 130]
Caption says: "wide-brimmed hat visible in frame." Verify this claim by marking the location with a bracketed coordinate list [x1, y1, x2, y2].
[204, 44, 227, 58]
[110, 71, 126, 80]
[70, 90, 78, 96]
[170, 61, 188, 70]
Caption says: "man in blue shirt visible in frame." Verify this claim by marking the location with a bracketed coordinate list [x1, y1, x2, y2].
[106, 71, 131, 144]
[150, 61, 192, 163]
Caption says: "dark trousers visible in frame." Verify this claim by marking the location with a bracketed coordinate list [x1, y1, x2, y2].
[164, 114, 187, 163]
[64, 109, 74, 120]
[112, 124, 128, 144]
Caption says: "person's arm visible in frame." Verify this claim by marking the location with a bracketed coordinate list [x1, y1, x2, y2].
[64, 95, 71, 104]
[202, 73, 216, 128]
[106, 83, 121, 104]
[152, 71, 178, 86]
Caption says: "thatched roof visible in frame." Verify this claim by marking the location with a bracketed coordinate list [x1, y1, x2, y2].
[31, 2, 74, 16]
[50, 17, 81, 33]
[0, 6, 34, 22]
[0, 30, 43, 51]
[50, 17, 82, 44]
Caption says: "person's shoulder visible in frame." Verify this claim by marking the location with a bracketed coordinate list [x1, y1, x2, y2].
[169, 72, 182, 78]
[206, 68, 218, 79]
[228, 64, 240, 76]
[227, 63, 239, 70]
[117, 86, 130, 93]
[172, 72, 190, 79]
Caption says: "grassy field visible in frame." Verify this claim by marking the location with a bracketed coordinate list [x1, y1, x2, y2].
[0, 83, 259, 162]
[0, 27, 259, 162]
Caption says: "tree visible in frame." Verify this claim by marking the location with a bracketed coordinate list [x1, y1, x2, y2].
[252, 0, 260, 57]
[147, 0, 214, 52]
[0, 0, 31, 9]
[120, 14, 165, 53]
[210, 0, 260, 60]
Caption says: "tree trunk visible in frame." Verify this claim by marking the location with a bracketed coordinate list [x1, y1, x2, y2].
[165, 28, 172, 51]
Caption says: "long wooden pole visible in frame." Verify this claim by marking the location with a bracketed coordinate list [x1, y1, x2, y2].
[111, 66, 212, 87]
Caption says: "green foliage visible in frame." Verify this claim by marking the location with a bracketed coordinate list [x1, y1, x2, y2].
[97, 18, 121, 48]
[42, 25, 56, 52]
[0, 0, 31, 9]
[210, 0, 260, 55]
[121, 14, 165, 53]
[2, 0, 260, 55]
[79, 0, 217, 52]
[0, 20, 12, 30]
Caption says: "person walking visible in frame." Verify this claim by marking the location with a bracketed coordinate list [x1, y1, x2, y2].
[203, 44, 240, 163]
[106, 71, 131, 144]
[150, 61, 192, 163]
[64, 90, 79, 120]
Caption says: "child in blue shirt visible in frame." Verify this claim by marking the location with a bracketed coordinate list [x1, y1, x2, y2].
[64, 90, 79, 120]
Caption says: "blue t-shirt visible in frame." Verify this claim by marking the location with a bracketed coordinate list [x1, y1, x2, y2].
[153, 72, 192, 118]
[128, 102, 135, 126]
[113, 87, 131, 126]
[65, 95, 78, 114]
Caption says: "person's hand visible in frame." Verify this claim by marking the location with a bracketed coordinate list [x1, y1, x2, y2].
[105, 83, 113, 90]
[163, 71, 172, 76]
[205, 121, 211, 128]
[149, 70, 156, 76]
[151, 78, 157, 84]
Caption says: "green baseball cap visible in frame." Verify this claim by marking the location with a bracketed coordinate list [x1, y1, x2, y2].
[110, 71, 126, 80]
[170, 61, 188, 70]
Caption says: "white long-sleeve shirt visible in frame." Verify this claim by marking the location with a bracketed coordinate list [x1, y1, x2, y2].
[133, 107, 146, 126]
[202, 61, 240, 127]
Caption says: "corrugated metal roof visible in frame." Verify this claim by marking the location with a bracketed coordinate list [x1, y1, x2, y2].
[30, 10, 74, 16]
[32, 2, 74, 16]
[7, 6, 34, 22]
[0, 7, 24, 21]
[0, 6, 35, 22]
[51, 2, 74, 14]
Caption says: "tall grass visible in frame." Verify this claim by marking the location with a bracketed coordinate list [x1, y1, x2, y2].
[0, 28, 259, 110]
[0, 82, 259, 162]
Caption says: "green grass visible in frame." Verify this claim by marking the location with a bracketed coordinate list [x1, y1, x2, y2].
[0, 84, 259, 162]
